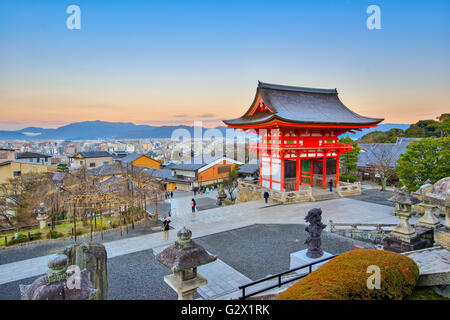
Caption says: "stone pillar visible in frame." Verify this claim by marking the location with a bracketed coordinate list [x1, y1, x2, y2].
[64, 242, 108, 300]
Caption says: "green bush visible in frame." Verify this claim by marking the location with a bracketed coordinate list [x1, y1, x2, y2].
[340, 173, 358, 183]
[276, 249, 419, 300]
[7, 234, 29, 245]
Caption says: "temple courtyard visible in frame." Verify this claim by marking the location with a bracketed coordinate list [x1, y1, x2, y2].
[0, 192, 441, 300]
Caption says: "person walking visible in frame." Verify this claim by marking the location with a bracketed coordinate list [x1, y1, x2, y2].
[263, 191, 269, 204]
[191, 198, 197, 213]
[162, 217, 171, 240]
[329, 179, 333, 192]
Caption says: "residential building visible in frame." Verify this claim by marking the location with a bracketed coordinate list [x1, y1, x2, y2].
[69, 151, 114, 169]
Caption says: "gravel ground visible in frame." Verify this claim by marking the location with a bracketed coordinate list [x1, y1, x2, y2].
[347, 189, 395, 207]
[0, 219, 165, 265]
[0, 223, 375, 300]
[196, 224, 375, 281]
[0, 248, 195, 300]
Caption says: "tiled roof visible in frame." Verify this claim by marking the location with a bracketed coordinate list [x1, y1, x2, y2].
[238, 162, 260, 174]
[71, 151, 112, 159]
[16, 152, 52, 159]
[357, 138, 420, 168]
[224, 81, 383, 127]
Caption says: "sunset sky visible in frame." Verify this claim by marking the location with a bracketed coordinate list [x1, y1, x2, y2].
[0, 0, 449, 130]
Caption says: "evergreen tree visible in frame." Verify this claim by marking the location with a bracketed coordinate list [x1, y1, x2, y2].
[338, 136, 360, 182]
[396, 137, 450, 191]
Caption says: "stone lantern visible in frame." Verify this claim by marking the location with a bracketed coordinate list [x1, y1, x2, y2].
[156, 227, 217, 300]
[20, 254, 97, 300]
[383, 187, 434, 252]
[34, 202, 49, 230]
[388, 186, 420, 242]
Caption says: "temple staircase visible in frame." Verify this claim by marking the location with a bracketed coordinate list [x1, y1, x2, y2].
[312, 188, 342, 202]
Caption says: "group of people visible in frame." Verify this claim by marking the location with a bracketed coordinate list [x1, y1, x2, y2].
[164, 191, 174, 199]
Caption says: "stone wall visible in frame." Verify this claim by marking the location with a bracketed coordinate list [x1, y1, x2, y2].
[337, 181, 361, 196]
[235, 181, 313, 204]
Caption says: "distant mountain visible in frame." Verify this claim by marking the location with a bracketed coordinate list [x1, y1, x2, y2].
[340, 123, 411, 140]
[0, 121, 410, 140]
[0, 121, 230, 140]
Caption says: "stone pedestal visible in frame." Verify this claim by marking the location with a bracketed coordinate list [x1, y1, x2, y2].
[434, 228, 450, 251]
[36, 214, 48, 230]
[390, 210, 417, 242]
[417, 204, 440, 229]
[290, 249, 333, 274]
[164, 271, 207, 300]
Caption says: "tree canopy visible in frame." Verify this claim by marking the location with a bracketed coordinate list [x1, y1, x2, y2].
[359, 113, 449, 143]
[396, 137, 450, 191]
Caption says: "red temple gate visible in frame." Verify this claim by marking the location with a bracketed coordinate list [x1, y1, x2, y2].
[224, 82, 383, 192]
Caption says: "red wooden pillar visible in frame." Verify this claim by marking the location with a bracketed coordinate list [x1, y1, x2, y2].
[296, 154, 300, 191]
[322, 156, 327, 189]
[336, 154, 340, 186]
[280, 157, 285, 192]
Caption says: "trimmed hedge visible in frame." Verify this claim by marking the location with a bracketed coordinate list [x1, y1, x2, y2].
[276, 249, 420, 300]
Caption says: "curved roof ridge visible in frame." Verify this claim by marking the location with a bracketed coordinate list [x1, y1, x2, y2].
[258, 81, 337, 95]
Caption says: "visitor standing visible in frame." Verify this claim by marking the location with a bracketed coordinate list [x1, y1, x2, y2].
[191, 198, 197, 213]
[263, 191, 269, 204]
[163, 217, 171, 240]
[329, 179, 333, 192]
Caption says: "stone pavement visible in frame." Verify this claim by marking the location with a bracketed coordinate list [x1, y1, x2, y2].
[0, 198, 436, 288]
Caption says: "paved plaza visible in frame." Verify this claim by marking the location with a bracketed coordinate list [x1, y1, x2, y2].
[0, 194, 440, 300]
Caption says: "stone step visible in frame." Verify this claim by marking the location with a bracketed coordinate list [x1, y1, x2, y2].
[313, 193, 340, 201]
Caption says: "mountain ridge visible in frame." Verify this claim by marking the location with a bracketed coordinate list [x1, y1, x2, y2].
[0, 121, 410, 140]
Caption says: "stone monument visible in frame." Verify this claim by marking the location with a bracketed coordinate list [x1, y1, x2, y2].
[20, 254, 97, 300]
[64, 242, 108, 300]
[156, 227, 217, 300]
[290, 208, 332, 273]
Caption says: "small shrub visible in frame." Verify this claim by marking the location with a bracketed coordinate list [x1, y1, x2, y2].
[31, 232, 42, 240]
[45, 231, 64, 239]
[276, 249, 420, 300]
[7, 234, 28, 245]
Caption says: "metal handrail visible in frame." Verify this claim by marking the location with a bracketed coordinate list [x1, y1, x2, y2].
[238, 254, 337, 300]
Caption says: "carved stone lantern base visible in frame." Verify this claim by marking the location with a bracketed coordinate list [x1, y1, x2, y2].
[390, 210, 416, 243]
[164, 273, 207, 300]
[417, 204, 440, 229]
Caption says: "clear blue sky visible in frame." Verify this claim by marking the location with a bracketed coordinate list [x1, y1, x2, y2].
[0, 0, 449, 129]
